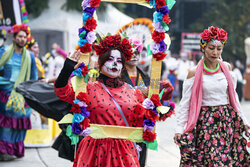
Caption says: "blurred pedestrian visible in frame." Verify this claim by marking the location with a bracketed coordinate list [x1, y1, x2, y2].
[0, 24, 37, 160]
[174, 26, 249, 166]
[232, 60, 244, 102]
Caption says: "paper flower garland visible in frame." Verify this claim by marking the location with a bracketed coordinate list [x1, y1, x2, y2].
[147, 0, 176, 61]
[19, 0, 29, 23]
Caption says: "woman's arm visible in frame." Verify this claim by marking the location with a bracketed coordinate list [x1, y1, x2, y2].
[54, 50, 82, 104]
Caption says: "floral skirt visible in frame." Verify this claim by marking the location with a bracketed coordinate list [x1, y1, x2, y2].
[178, 105, 249, 167]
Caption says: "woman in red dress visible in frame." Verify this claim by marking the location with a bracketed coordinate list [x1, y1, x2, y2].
[54, 35, 144, 167]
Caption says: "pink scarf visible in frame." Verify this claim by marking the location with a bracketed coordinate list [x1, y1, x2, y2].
[184, 59, 238, 133]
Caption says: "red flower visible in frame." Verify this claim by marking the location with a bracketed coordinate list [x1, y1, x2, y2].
[81, 66, 89, 76]
[155, 0, 166, 9]
[201, 29, 211, 41]
[153, 52, 167, 61]
[150, 94, 162, 106]
[145, 109, 159, 122]
[208, 26, 219, 39]
[163, 14, 171, 25]
[79, 118, 90, 130]
[143, 130, 156, 142]
[90, 0, 101, 7]
[152, 30, 165, 43]
[76, 92, 88, 103]
[218, 28, 227, 41]
[85, 17, 97, 31]
[71, 103, 81, 113]
[79, 43, 92, 53]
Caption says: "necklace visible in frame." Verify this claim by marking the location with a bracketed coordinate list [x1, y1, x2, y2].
[203, 60, 221, 74]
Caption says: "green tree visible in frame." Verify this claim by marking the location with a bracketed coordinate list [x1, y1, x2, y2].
[190, 0, 250, 62]
[25, 0, 49, 18]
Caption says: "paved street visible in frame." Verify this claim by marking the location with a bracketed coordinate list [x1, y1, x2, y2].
[0, 101, 249, 167]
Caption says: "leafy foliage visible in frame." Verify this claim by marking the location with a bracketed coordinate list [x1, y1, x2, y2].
[189, 0, 250, 62]
[25, 0, 49, 18]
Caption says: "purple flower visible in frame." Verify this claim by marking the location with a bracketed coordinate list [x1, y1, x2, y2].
[142, 98, 155, 110]
[159, 40, 167, 52]
[143, 119, 155, 127]
[78, 27, 89, 36]
[79, 62, 85, 68]
[81, 0, 90, 10]
[144, 125, 154, 132]
[72, 123, 82, 134]
[80, 128, 92, 136]
[81, 107, 90, 118]
[153, 22, 165, 33]
[84, 7, 96, 16]
[156, 6, 169, 15]
[86, 31, 96, 44]
[150, 42, 160, 54]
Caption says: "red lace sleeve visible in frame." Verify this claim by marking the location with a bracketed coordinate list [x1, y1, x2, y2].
[54, 83, 75, 104]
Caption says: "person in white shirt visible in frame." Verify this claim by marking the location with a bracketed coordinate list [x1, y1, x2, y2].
[233, 60, 244, 101]
[174, 26, 249, 166]
[176, 52, 195, 99]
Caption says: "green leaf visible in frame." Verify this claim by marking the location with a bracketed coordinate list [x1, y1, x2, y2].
[66, 125, 79, 145]
[80, 31, 86, 39]
[161, 21, 169, 32]
[166, 0, 176, 10]
[143, 139, 158, 151]
[159, 88, 165, 100]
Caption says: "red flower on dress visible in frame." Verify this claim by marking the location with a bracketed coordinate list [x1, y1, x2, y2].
[90, 0, 101, 7]
[79, 118, 90, 130]
[85, 17, 97, 31]
[150, 94, 162, 106]
[201, 29, 211, 41]
[218, 28, 227, 41]
[155, 0, 166, 9]
[163, 14, 171, 25]
[71, 103, 81, 113]
[153, 52, 167, 61]
[81, 66, 89, 76]
[152, 30, 165, 43]
[143, 130, 156, 142]
[79, 43, 92, 53]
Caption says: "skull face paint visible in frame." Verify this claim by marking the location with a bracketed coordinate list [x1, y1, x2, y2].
[101, 50, 123, 78]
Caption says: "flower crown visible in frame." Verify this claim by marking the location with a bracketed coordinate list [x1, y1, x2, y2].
[200, 26, 227, 48]
[9, 24, 30, 36]
[94, 34, 133, 61]
[26, 36, 35, 48]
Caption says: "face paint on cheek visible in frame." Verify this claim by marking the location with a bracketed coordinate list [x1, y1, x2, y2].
[212, 40, 222, 46]
[102, 50, 123, 77]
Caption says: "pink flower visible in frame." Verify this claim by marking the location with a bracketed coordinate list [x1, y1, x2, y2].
[220, 138, 225, 145]
[235, 121, 240, 128]
[237, 145, 243, 152]
[212, 139, 217, 146]
[187, 133, 194, 141]
[204, 132, 210, 140]
[231, 111, 236, 118]
[239, 153, 244, 161]
[208, 117, 214, 124]
[221, 154, 227, 162]
[228, 127, 233, 134]
[208, 142, 211, 147]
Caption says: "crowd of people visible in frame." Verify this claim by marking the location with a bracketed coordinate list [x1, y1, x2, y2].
[0, 24, 249, 166]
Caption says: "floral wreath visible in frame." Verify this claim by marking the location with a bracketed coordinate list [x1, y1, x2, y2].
[76, 0, 175, 62]
[200, 26, 228, 48]
[134, 91, 175, 149]
[94, 34, 133, 61]
[8, 24, 30, 36]
[67, 0, 176, 148]
[26, 36, 35, 48]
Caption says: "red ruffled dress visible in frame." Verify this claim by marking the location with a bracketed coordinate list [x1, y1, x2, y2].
[55, 81, 144, 167]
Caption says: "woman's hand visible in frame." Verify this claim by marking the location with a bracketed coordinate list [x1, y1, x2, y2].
[68, 50, 82, 69]
[174, 133, 182, 146]
[245, 125, 250, 136]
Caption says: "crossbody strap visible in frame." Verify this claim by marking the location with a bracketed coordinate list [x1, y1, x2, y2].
[100, 83, 129, 127]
